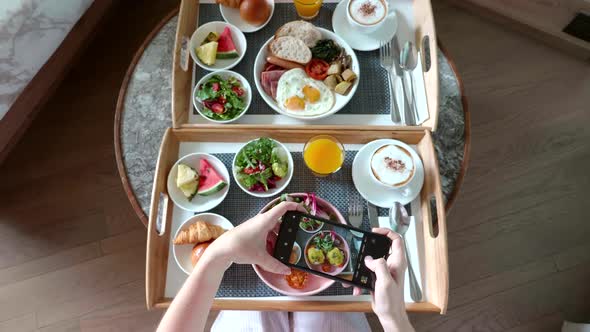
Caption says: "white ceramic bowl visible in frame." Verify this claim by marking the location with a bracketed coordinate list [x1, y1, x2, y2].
[253, 28, 360, 120]
[193, 70, 252, 123]
[173, 213, 234, 275]
[219, 0, 274, 33]
[189, 21, 247, 71]
[232, 138, 294, 198]
[167, 153, 230, 212]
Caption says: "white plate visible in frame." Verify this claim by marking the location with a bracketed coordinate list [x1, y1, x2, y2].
[352, 139, 424, 207]
[189, 21, 247, 71]
[332, 1, 398, 52]
[173, 213, 234, 275]
[193, 70, 252, 123]
[253, 28, 360, 120]
[167, 153, 230, 212]
[232, 138, 294, 198]
[219, 0, 274, 33]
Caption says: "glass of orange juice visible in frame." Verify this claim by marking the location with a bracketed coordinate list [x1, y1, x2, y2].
[293, 0, 323, 20]
[303, 135, 345, 177]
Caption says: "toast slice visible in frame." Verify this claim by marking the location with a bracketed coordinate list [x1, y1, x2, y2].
[275, 20, 322, 48]
[269, 36, 312, 65]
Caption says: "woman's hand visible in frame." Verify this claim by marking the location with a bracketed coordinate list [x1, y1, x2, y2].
[204, 202, 302, 275]
[364, 228, 414, 332]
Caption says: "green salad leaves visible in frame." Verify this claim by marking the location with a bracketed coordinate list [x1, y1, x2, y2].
[196, 75, 246, 121]
[235, 138, 290, 192]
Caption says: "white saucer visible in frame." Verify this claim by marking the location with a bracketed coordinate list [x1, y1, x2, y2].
[352, 139, 424, 207]
[332, 1, 398, 52]
[219, 0, 274, 33]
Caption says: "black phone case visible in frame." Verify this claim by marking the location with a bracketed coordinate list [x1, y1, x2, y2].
[274, 211, 392, 291]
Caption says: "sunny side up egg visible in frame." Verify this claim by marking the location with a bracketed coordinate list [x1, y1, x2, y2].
[275, 68, 335, 116]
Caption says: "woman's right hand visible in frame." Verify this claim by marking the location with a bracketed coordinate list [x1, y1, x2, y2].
[364, 228, 415, 332]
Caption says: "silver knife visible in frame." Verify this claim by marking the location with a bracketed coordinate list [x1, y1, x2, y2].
[391, 36, 413, 126]
[367, 202, 379, 229]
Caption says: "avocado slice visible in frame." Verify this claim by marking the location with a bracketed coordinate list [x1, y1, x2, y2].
[196, 41, 218, 66]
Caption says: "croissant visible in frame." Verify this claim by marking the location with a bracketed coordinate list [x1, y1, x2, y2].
[216, 0, 241, 9]
[174, 221, 226, 245]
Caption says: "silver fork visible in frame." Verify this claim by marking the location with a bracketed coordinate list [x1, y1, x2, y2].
[348, 195, 363, 228]
[379, 40, 401, 123]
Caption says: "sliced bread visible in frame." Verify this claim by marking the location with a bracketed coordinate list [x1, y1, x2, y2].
[269, 36, 312, 65]
[275, 20, 322, 48]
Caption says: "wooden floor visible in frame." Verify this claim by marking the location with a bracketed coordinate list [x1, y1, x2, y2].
[1, 0, 589, 331]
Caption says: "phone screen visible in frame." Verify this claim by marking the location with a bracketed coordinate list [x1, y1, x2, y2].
[274, 211, 392, 290]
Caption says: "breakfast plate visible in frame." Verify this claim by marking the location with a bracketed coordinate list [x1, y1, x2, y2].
[167, 153, 230, 212]
[253, 27, 360, 120]
[352, 139, 424, 207]
[173, 213, 234, 275]
[219, 0, 274, 33]
[332, 0, 398, 52]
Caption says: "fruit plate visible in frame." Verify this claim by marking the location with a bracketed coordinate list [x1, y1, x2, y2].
[166, 152, 230, 212]
[146, 127, 448, 313]
[252, 28, 361, 120]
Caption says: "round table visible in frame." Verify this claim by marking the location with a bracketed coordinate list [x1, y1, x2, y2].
[115, 9, 471, 227]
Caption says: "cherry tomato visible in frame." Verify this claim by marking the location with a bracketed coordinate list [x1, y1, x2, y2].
[232, 86, 244, 96]
[212, 82, 220, 91]
[305, 59, 330, 80]
[210, 103, 224, 114]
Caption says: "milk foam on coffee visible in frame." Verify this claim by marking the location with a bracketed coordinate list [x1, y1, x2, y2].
[371, 145, 415, 186]
[349, 0, 386, 25]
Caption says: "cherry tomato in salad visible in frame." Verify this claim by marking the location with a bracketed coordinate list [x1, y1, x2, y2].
[232, 86, 244, 96]
[210, 103, 224, 114]
[305, 59, 329, 80]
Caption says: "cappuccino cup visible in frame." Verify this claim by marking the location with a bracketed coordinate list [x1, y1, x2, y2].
[369, 144, 415, 195]
[346, 0, 394, 33]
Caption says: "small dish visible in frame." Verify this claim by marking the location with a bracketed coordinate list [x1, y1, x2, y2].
[219, 0, 274, 33]
[290, 242, 302, 265]
[167, 153, 230, 212]
[332, 0, 398, 52]
[173, 213, 234, 275]
[193, 70, 252, 123]
[352, 139, 424, 207]
[298, 215, 324, 234]
[189, 21, 247, 71]
[232, 138, 294, 198]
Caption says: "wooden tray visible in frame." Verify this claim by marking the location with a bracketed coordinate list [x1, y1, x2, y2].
[146, 128, 448, 313]
[171, 0, 439, 131]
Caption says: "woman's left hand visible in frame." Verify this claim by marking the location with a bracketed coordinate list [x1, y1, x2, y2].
[205, 202, 303, 275]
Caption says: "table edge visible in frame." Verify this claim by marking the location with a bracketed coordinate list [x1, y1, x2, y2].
[114, 7, 472, 227]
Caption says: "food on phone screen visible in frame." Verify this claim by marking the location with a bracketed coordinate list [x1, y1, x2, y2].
[173, 221, 226, 245]
[307, 247, 325, 264]
[191, 241, 212, 266]
[285, 268, 308, 289]
[240, 0, 271, 26]
[305, 230, 348, 274]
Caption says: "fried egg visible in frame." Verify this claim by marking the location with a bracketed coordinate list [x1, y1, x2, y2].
[275, 69, 335, 116]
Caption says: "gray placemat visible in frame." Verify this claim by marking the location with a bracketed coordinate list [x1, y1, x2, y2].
[207, 151, 387, 297]
[192, 3, 390, 116]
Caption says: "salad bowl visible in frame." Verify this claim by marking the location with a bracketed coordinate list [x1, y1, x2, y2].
[232, 138, 293, 198]
[193, 70, 252, 123]
[253, 193, 347, 296]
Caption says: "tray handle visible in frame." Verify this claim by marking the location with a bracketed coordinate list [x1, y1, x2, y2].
[172, 0, 199, 128]
[417, 130, 449, 314]
[146, 129, 178, 309]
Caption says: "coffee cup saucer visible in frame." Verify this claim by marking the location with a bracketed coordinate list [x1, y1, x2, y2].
[352, 139, 424, 207]
[332, 0, 398, 52]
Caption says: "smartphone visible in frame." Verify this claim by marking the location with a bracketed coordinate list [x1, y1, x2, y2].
[273, 211, 392, 290]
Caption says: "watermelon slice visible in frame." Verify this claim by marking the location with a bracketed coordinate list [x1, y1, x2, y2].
[197, 159, 227, 196]
[216, 26, 239, 59]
